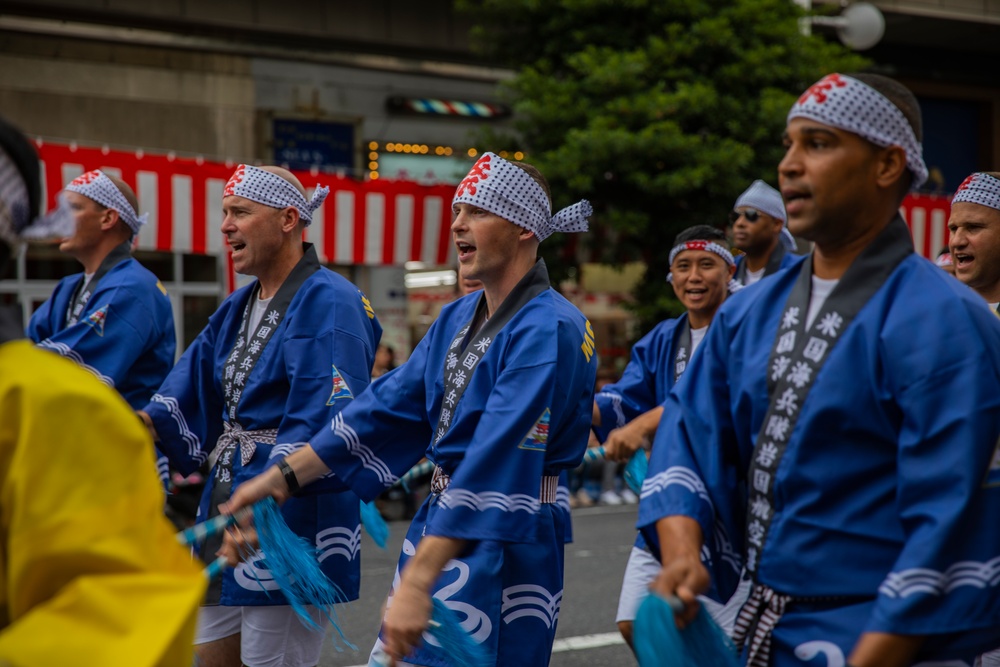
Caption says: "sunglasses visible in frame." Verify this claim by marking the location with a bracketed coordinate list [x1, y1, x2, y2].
[729, 208, 762, 224]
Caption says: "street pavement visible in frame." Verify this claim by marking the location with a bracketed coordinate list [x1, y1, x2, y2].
[318, 503, 640, 666]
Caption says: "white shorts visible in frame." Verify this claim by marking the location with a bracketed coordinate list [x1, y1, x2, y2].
[615, 546, 752, 636]
[615, 546, 661, 623]
[195, 605, 328, 667]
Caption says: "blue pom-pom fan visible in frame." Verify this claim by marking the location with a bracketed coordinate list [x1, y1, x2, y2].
[634, 594, 739, 667]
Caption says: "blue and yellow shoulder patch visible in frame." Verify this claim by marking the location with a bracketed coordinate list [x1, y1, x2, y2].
[359, 291, 376, 320]
[581, 319, 596, 362]
[156, 280, 168, 296]
[519, 408, 551, 452]
[85, 304, 109, 336]
[327, 364, 354, 405]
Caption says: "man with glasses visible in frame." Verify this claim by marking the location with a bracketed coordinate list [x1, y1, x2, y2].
[729, 179, 799, 287]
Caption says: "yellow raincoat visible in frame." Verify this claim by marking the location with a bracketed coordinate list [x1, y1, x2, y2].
[0, 341, 205, 666]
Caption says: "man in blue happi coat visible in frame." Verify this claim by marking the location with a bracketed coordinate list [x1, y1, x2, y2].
[730, 179, 799, 287]
[138, 164, 382, 667]
[27, 170, 175, 409]
[221, 152, 597, 667]
[592, 225, 747, 651]
[948, 172, 1000, 667]
[639, 73, 1000, 667]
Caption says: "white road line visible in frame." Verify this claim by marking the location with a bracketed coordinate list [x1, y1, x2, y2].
[344, 631, 625, 666]
[552, 631, 626, 652]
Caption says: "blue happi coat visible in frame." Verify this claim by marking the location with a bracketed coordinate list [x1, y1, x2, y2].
[27, 254, 175, 410]
[145, 256, 381, 606]
[594, 314, 690, 442]
[595, 315, 692, 554]
[310, 261, 597, 666]
[638, 252, 1000, 665]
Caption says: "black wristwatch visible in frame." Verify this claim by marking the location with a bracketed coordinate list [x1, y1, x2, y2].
[276, 457, 300, 495]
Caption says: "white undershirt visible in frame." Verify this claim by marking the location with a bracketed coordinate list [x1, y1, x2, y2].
[806, 276, 840, 330]
[690, 325, 708, 356]
[249, 294, 274, 333]
[81, 272, 95, 292]
[744, 267, 766, 286]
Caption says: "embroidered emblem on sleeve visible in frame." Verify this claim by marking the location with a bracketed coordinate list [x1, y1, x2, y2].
[84, 304, 109, 336]
[519, 408, 551, 451]
[326, 364, 354, 404]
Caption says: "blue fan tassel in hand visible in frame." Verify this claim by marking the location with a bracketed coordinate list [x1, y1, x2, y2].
[634, 593, 739, 667]
[253, 497, 356, 649]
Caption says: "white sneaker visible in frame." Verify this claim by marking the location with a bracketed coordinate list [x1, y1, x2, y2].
[599, 490, 623, 506]
[619, 489, 639, 504]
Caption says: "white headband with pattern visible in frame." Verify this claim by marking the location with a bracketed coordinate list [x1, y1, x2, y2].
[952, 173, 1000, 211]
[224, 164, 329, 226]
[65, 170, 147, 235]
[735, 180, 786, 222]
[788, 73, 928, 189]
[452, 152, 591, 241]
[667, 240, 742, 294]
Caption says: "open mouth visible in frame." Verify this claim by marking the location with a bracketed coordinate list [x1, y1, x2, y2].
[456, 241, 476, 260]
[953, 252, 973, 269]
[230, 241, 246, 253]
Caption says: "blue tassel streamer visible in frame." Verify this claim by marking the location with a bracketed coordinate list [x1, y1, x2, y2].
[634, 594, 738, 667]
[396, 459, 435, 493]
[203, 555, 228, 580]
[423, 598, 490, 667]
[624, 449, 649, 495]
[359, 499, 389, 549]
[253, 497, 356, 649]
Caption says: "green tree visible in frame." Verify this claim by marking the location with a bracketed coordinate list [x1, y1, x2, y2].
[460, 0, 867, 328]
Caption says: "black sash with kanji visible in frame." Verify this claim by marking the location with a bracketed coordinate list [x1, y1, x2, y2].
[432, 259, 551, 456]
[202, 244, 320, 597]
[672, 317, 692, 383]
[221, 243, 321, 429]
[65, 241, 132, 326]
[735, 242, 788, 285]
[743, 216, 913, 578]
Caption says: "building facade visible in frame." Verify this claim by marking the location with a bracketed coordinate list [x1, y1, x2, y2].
[0, 0, 996, 360]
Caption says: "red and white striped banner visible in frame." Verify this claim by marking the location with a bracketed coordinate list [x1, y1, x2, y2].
[35, 141, 458, 267]
[900, 193, 951, 260]
[35, 140, 951, 266]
